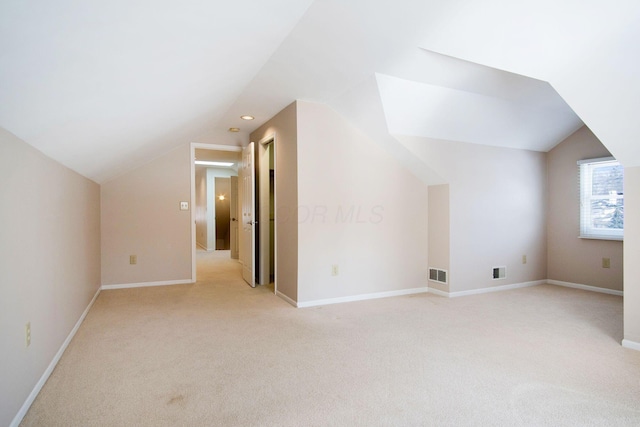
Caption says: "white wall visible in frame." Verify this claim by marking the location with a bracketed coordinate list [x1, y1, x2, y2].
[0, 127, 101, 427]
[397, 135, 548, 292]
[296, 101, 429, 303]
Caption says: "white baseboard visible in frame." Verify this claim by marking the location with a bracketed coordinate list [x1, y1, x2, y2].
[430, 280, 546, 298]
[622, 339, 640, 351]
[276, 291, 297, 307]
[427, 287, 450, 297]
[10, 286, 101, 427]
[297, 287, 428, 308]
[101, 279, 193, 290]
[547, 280, 623, 296]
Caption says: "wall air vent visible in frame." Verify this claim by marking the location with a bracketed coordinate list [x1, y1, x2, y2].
[428, 267, 448, 284]
[492, 266, 506, 280]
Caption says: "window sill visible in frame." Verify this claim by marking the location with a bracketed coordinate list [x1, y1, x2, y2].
[579, 235, 623, 242]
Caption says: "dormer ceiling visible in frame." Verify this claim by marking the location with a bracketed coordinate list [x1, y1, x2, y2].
[1, 0, 639, 183]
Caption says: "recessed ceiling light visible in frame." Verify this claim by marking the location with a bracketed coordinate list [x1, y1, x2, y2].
[228, 127, 240, 132]
[240, 115, 254, 120]
[194, 161, 234, 167]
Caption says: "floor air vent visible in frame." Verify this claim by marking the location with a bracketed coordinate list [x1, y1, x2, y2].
[492, 266, 506, 280]
[428, 267, 448, 284]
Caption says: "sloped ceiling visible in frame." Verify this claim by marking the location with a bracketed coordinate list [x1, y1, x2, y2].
[1, 0, 639, 183]
[0, 0, 314, 182]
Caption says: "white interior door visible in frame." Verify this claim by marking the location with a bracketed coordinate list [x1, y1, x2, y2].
[240, 142, 256, 287]
[230, 175, 239, 259]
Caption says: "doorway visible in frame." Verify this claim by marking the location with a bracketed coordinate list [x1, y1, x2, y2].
[190, 140, 276, 294]
[214, 177, 231, 250]
[257, 136, 276, 287]
[191, 144, 242, 281]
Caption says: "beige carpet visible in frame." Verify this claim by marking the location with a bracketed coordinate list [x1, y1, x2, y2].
[21, 250, 640, 426]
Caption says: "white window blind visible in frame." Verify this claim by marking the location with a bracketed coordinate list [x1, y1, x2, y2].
[578, 157, 623, 240]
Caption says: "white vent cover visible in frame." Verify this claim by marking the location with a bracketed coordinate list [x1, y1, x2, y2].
[492, 266, 506, 280]
[428, 267, 448, 284]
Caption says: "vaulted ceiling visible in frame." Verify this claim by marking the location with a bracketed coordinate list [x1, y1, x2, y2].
[1, 0, 639, 183]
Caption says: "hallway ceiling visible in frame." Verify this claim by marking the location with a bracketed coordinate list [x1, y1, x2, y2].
[1, 0, 639, 183]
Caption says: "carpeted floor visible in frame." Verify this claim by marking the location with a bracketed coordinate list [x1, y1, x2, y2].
[21, 250, 640, 426]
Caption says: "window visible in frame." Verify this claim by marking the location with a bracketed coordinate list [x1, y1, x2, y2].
[578, 157, 624, 240]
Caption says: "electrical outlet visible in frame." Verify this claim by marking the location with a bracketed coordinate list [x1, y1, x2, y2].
[180, 201, 189, 211]
[130, 255, 137, 265]
[26, 322, 31, 347]
[602, 257, 611, 269]
[522, 255, 527, 264]
[331, 265, 339, 276]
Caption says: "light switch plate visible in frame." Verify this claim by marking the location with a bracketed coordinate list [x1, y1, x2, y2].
[180, 201, 189, 211]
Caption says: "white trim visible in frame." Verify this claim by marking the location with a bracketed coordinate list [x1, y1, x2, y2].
[622, 339, 640, 351]
[446, 280, 545, 298]
[191, 143, 244, 152]
[578, 235, 623, 241]
[547, 280, 623, 296]
[297, 287, 428, 308]
[101, 279, 193, 290]
[10, 287, 101, 427]
[427, 287, 450, 297]
[276, 291, 297, 307]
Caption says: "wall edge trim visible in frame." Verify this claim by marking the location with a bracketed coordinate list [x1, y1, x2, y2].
[276, 291, 297, 307]
[622, 339, 640, 351]
[297, 287, 428, 308]
[547, 279, 623, 296]
[447, 280, 546, 298]
[10, 286, 101, 427]
[427, 287, 450, 297]
[101, 279, 193, 290]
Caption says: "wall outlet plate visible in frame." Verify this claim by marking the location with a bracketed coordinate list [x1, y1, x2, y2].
[180, 201, 189, 211]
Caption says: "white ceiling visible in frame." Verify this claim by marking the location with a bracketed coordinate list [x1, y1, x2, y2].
[1, 0, 639, 183]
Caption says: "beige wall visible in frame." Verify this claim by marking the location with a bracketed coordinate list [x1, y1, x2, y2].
[428, 184, 450, 293]
[398, 135, 548, 292]
[101, 144, 192, 285]
[250, 102, 298, 301]
[547, 126, 623, 291]
[296, 101, 429, 302]
[624, 166, 640, 343]
[0, 128, 101, 427]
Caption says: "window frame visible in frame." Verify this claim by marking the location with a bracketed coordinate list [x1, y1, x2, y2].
[578, 156, 624, 241]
